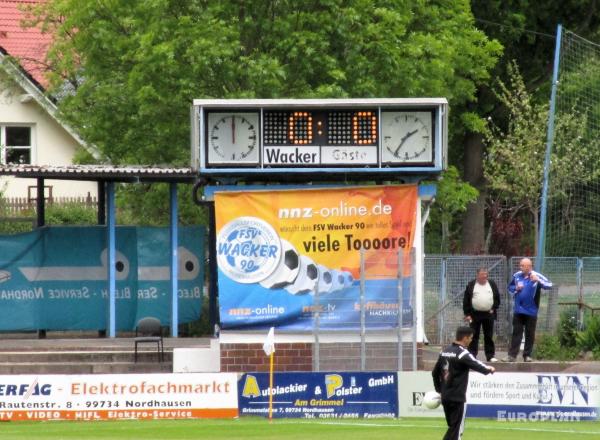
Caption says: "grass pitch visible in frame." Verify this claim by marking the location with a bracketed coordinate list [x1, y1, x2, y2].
[1, 417, 599, 440]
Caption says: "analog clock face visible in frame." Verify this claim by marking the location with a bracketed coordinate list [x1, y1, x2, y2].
[207, 112, 259, 164]
[381, 111, 433, 164]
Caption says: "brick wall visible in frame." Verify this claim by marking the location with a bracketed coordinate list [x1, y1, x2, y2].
[220, 343, 313, 372]
[220, 342, 423, 372]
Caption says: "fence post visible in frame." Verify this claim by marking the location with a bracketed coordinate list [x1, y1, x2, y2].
[397, 249, 404, 372]
[438, 258, 447, 344]
[577, 258, 584, 330]
[410, 248, 417, 371]
[359, 248, 366, 372]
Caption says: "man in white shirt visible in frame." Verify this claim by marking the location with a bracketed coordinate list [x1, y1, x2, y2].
[462, 268, 501, 362]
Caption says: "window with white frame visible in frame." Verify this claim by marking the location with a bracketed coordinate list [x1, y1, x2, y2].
[1, 126, 32, 164]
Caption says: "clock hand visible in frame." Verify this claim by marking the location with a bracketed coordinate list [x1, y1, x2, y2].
[394, 129, 418, 156]
[231, 116, 236, 144]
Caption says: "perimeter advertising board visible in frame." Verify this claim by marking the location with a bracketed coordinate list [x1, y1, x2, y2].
[398, 371, 600, 421]
[0, 226, 205, 331]
[238, 372, 397, 418]
[0, 373, 238, 421]
[214, 185, 418, 330]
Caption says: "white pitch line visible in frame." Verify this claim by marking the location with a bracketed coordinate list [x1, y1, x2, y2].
[309, 421, 600, 435]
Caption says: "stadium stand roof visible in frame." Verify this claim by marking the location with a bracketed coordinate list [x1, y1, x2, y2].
[0, 164, 198, 183]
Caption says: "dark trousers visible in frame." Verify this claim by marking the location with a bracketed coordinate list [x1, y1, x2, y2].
[442, 400, 466, 440]
[468, 312, 496, 360]
[508, 313, 537, 358]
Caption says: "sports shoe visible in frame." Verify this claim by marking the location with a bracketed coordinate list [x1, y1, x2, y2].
[502, 356, 516, 362]
[488, 357, 499, 363]
[523, 356, 533, 362]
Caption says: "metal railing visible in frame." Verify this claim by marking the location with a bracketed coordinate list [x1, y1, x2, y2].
[424, 255, 600, 346]
[312, 248, 418, 372]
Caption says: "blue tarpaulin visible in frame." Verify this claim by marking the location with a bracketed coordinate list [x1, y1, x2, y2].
[0, 226, 205, 331]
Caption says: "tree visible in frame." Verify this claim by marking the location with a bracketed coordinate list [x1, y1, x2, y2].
[424, 166, 478, 253]
[460, 1, 600, 254]
[484, 61, 600, 254]
[25, 0, 501, 223]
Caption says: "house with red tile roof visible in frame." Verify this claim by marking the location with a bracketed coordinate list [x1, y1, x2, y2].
[0, 0, 98, 201]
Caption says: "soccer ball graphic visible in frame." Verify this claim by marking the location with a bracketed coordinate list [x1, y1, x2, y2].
[177, 246, 200, 280]
[316, 265, 333, 294]
[422, 391, 441, 409]
[260, 239, 300, 289]
[342, 271, 354, 288]
[285, 255, 319, 295]
[329, 270, 345, 292]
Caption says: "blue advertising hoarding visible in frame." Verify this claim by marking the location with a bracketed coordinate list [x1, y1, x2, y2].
[238, 372, 398, 419]
[0, 226, 205, 330]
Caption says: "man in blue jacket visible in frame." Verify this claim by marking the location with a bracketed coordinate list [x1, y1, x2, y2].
[504, 258, 552, 362]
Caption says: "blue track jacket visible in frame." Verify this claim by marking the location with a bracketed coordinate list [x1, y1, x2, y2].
[508, 270, 552, 316]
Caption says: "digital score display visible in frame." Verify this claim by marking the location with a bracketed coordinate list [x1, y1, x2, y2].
[193, 98, 448, 175]
[263, 110, 378, 146]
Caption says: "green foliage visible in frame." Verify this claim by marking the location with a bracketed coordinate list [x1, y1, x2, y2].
[538, 312, 600, 361]
[484, 61, 548, 210]
[576, 314, 600, 355]
[115, 183, 207, 227]
[484, 61, 600, 252]
[558, 311, 578, 348]
[424, 166, 478, 253]
[535, 312, 578, 361]
[17, 1, 502, 226]
[0, 218, 35, 235]
[45, 203, 97, 225]
[0, 200, 97, 235]
[534, 333, 578, 361]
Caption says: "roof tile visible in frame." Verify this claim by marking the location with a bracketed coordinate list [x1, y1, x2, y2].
[0, 0, 51, 87]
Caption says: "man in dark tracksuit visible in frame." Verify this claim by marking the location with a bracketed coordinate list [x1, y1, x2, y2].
[463, 267, 501, 362]
[432, 326, 495, 440]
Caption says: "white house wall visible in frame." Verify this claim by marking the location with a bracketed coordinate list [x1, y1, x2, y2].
[0, 87, 97, 200]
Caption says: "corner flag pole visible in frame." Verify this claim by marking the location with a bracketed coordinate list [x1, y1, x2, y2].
[262, 327, 276, 422]
[268, 351, 274, 421]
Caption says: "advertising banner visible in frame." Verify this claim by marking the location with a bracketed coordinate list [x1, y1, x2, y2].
[215, 185, 418, 330]
[0, 226, 205, 331]
[238, 372, 397, 418]
[0, 373, 237, 421]
[399, 371, 600, 421]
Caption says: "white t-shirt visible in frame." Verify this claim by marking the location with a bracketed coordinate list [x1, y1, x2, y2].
[472, 281, 494, 312]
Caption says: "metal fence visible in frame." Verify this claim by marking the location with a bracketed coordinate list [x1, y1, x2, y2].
[424, 255, 509, 346]
[424, 255, 600, 347]
[309, 253, 598, 369]
[312, 248, 418, 372]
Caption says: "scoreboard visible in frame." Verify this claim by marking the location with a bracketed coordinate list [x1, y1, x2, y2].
[191, 98, 447, 178]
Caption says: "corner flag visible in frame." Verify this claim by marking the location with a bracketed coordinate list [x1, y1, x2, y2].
[263, 327, 275, 356]
[263, 326, 276, 421]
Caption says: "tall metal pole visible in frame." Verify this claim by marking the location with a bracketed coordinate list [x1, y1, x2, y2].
[397, 249, 404, 372]
[360, 249, 366, 372]
[207, 202, 219, 332]
[170, 183, 179, 337]
[36, 178, 45, 227]
[107, 181, 116, 337]
[536, 24, 563, 271]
